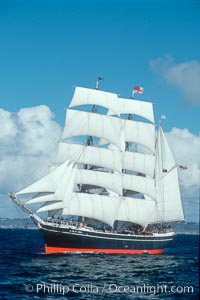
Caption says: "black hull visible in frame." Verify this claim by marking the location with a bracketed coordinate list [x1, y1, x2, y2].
[39, 223, 174, 254]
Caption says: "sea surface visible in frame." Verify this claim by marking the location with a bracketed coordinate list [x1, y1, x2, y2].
[0, 229, 199, 299]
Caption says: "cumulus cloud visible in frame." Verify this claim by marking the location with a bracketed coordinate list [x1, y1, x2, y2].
[149, 55, 200, 105]
[0, 106, 62, 193]
[166, 127, 200, 189]
[0, 105, 199, 221]
[166, 127, 200, 222]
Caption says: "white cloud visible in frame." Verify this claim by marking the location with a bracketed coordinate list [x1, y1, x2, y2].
[166, 127, 200, 222]
[0, 105, 199, 221]
[166, 127, 200, 190]
[0, 106, 62, 194]
[149, 55, 200, 105]
[0, 109, 18, 141]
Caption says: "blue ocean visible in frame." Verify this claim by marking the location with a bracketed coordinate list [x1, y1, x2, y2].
[0, 229, 199, 299]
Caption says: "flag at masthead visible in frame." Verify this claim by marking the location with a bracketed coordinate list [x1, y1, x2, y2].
[131, 85, 144, 99]
[96, 76, 104, 89]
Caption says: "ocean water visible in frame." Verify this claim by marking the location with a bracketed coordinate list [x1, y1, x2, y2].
[0, 229, 199, 300]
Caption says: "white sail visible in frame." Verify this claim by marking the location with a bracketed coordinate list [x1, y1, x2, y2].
[26, 163, 77, 208]
[27, 171, 155, 217]
[61, 109, 125, 151]
[58, 163, 77, 207]
[16, 160, 72, 195]
[38, 192, 123, 227]
[27, 194, 58, 204]
[14, 84, 184, 229]
[53, 142, 122, 173]
[99, 143, 156, 177]
[123, 151, 155, 177]
[69, 87, 119, 115]
[159, 127, 176, 171]
[123, 174, 156, 199]
[115, 97, 154, 123]
[123, 119, 155, 153]
[69, 87, 154, 123]
[75, 169, 123, 195]
[160, 168, 184, 222]
[117, 197, 156, 227]
[151, 127, 184, 223]
[37, 201, 63, 213]
[99, 119, 155, 152]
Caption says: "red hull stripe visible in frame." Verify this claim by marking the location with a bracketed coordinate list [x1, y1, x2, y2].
[45, 246, 163, 254]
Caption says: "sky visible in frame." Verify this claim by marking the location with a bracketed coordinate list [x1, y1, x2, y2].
[0, 0, 199, 221]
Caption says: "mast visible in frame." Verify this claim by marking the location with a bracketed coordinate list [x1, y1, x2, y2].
[123, 90, 134, 195]
[86, 77, 103, 147]
[95, 76, 104, 90]
[14, 84, 184, 229]
[155, 120, 165, 224]
[158, 115, 167, 223]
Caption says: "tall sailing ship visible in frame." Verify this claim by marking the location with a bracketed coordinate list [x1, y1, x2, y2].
[9, 79, 184, 254]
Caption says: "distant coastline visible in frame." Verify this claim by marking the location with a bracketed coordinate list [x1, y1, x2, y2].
[0, 218, 199, 235]
[172, 222, 199, 235]
[0, 217, 37, 229]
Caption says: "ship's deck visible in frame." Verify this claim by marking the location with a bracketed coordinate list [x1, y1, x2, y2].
[41, 219, 174, 238]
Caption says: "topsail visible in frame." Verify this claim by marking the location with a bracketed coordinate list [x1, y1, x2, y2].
[16, 85, 184, 228]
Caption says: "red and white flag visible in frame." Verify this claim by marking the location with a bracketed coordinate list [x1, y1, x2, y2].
[134, 86, 144, 94]
[179, 165, 188, 170]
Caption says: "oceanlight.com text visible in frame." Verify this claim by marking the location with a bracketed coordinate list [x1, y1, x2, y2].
[24, 282, 194, 296]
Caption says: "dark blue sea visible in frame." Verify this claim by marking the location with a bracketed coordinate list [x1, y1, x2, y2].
[0, 229, 199, 299]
